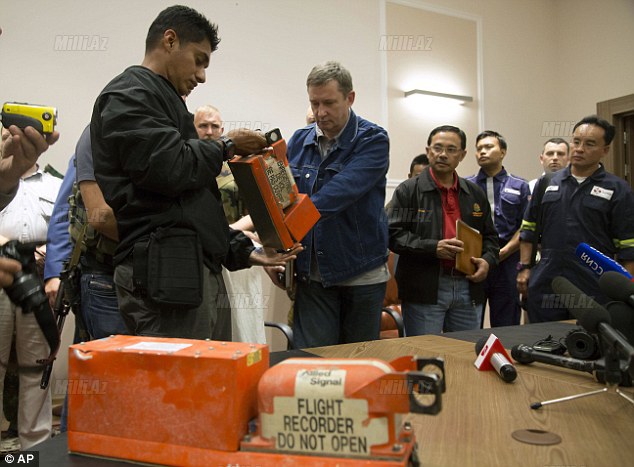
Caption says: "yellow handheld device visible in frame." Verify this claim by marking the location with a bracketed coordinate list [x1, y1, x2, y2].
[1, 102, 58, 134]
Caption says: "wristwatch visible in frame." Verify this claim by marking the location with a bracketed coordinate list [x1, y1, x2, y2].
[218, 135, 236, 161]
[516, 262, 532, 272]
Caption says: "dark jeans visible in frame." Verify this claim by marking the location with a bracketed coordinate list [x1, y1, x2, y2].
[292, 280, 386, 348]
[81, 272, 127, 339]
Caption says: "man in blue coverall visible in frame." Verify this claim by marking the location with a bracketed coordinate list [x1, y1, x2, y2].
[467, 131, 529, 326]
[286, 61, 390, 348]
[517, 115, 634, 322]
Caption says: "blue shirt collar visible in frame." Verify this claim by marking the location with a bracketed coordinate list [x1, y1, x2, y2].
[561, 163, 605, 181]
[475, 166, 507, 183]
[303, 109, 359, 150]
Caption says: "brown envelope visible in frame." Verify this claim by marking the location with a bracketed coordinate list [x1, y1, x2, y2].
[455, 219, 483, 275]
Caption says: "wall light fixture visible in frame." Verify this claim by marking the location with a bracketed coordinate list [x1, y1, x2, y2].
[404, 89, 473, 104]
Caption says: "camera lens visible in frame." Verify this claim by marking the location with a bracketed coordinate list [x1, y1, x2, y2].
[5, 271, 48, 313]
[0, 240, 50, 315]
[565, 329, 600, 360]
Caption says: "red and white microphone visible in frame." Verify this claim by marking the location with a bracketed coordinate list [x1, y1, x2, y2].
[474, 334, 517, 383]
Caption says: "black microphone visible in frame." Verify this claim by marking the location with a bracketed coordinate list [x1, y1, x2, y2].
[551, 276, 606, 321]
[511, 344, 596, 373]
[599, 271, 634, 309]
[606, 301, 634, 345]
[475, 335, 517, 383]
[576, 308, 634, 374]
[554, 273, 634, 345]
[552, 276, 634, 377]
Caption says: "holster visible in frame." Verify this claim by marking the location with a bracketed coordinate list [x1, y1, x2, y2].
[133, 227, 203, 310]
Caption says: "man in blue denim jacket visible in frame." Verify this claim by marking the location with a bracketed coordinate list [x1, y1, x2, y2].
[286, 61, 390, 348]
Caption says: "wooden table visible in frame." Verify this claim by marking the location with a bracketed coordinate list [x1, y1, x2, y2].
[310, 335, 634, 467]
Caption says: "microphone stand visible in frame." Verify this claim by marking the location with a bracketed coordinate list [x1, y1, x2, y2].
[531, 333, 634, 409]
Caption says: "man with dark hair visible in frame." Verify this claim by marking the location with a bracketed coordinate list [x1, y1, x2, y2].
[388, 125, 499, 335]
[528, 137, 570, 193]
[409, 154, 429, 178]
[144, 5, 221, 54]
[427, 125, 467, 149]
[466, 130, 529, 327]
[91, 5, 299, 340]
[518, 115, 634, 322]
[286, 61, 389, 348]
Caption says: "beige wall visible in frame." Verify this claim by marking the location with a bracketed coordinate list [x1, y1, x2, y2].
[2, 0, 631, 186]
[555, 0, 634, 118]
[384, 0, 634, 188]
[0, 0, 632, 362]
[385, 3, 479, 183]
[0, 0, 384, 170]
[384, 0, 564, 197]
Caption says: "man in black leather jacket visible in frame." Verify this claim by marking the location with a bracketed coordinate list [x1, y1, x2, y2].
[387, 125, 499, 336]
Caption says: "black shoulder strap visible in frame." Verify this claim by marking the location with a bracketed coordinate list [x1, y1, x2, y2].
[35, 223, 88, 365]
[529, 172, 556, 267]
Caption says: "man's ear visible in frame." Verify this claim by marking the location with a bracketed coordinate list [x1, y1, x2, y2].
[163, 29, 178, 50]
[346, 90, 356, 106]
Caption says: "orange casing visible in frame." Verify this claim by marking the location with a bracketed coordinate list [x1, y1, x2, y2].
[241, 357, 421, 462]
[67, 335, 268, 465]
[229, 137, 320, 250]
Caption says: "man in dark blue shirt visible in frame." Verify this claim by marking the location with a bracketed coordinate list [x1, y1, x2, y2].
[518, 116, 634, 322]
[467, 131, 529, 326]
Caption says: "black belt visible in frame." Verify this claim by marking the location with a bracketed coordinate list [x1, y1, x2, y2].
[441, 266, 466, 277]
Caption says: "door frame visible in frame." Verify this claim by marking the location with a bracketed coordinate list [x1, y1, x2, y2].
[597, 94, 634, 178]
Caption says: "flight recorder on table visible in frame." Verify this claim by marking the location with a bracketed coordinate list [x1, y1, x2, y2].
[68, 335, 444, 466]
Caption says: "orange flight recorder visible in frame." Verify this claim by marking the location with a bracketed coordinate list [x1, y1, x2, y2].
[67, 335, 444, 466]
[228, 129, 320, 251]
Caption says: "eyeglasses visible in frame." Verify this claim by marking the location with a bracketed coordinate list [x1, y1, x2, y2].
[430, 145, 461, 156]
[570, 139, 604, 149]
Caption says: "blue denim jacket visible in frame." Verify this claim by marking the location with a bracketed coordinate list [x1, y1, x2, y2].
[287, 110, 389, 286]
